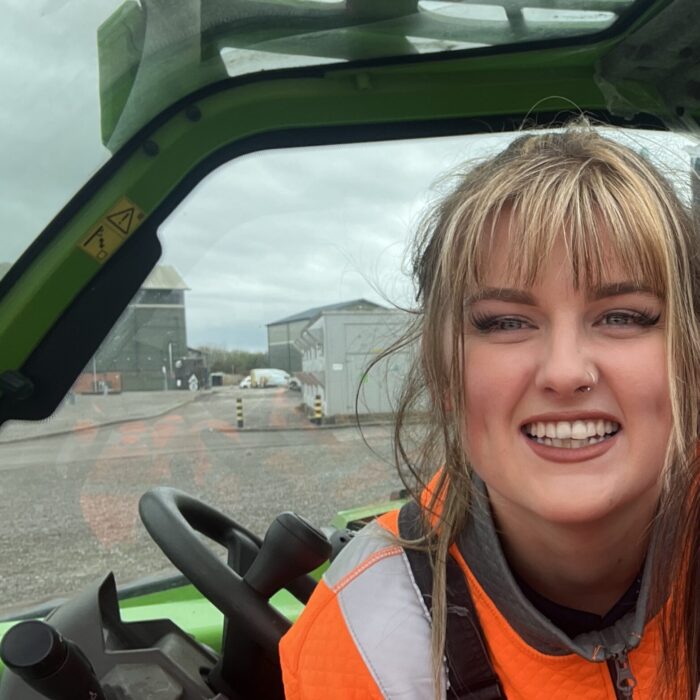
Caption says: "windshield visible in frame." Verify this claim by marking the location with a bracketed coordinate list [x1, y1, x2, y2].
[1, 0, 643, 269]
[0, 127, 695, 618]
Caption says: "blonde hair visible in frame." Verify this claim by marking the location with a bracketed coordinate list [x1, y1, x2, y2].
[389, 122, 700, 697]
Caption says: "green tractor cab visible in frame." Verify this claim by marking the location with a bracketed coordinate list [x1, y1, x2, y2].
[0, 1, 697, 698]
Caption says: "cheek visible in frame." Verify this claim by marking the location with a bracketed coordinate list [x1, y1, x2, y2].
[463, 347, 529, 453]
[610, 343, 671, 426]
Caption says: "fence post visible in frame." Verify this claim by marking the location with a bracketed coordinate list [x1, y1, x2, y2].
[236, 397, 244, 428]
[313, 395, 323, 425]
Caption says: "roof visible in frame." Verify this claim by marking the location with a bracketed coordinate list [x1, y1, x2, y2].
[268, 299, 386, 326]
[98, 0, 641, 152]
[140, 265, 189, 291]
[296, 371, 324, 389]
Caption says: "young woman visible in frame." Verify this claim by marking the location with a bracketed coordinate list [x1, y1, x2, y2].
[279, 125, 700, 699]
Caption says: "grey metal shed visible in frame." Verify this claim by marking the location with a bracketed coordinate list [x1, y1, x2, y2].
[296, 309, 411, 421]
[267, 299, 385, 373]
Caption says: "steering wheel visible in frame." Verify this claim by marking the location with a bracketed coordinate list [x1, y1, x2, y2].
[138, 487, 331, 699]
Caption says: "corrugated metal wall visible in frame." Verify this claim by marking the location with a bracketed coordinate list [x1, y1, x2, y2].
[301, 310, 412, 420]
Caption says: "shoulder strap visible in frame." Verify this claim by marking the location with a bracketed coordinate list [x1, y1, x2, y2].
[398, 500, 506, 700]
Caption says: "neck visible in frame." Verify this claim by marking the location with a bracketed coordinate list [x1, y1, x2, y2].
[488, 493, 656, 616]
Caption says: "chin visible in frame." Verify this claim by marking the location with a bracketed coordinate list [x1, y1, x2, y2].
[525, 481, 643, 526]
[530, 500, 622, 526]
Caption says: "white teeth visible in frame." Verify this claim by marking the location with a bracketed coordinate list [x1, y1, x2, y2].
[556, 423, 571, 439]
[525, 419, 620, 444]
[571, 420, 588, 439]
[534, 435, 608, 449]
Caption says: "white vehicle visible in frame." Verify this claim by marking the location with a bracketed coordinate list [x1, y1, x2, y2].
[239, 375, 252, 389]
[249, 368, 290, 388]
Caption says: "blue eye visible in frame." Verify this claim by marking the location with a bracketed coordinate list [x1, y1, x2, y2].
[470, 314, 532, 333]
[469, 309, 661, 334]
[599, 310, 661, 327]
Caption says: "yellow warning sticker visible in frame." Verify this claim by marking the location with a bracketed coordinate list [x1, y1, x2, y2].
[80, 222, 126, 262]
[79, 197, 145, 263]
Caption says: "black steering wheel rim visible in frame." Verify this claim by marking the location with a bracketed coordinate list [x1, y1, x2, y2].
[138, 486, 290, 652]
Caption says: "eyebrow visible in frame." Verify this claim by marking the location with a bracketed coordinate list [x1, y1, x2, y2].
[466, 282, 657, 306]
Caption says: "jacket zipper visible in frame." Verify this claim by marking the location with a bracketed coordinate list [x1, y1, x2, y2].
[607, 651, 637, 699]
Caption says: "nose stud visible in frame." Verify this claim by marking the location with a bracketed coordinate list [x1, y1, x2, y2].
[577, 370, 597, 393]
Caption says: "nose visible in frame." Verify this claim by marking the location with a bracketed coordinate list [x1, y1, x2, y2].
[534, 323, 597, 396]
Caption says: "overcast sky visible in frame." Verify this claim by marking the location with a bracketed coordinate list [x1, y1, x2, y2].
[158, 134, 513, 351]
[2, 2, 699, 353]
[159, 129, 697, 351]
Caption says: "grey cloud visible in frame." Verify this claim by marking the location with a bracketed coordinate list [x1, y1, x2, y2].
[1, 1, 119, 261]
[158, 140, 446, 350]
[160, 130, 697, 351]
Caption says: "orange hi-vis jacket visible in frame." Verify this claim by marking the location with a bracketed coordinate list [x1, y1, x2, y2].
[280, 480, 666, 700]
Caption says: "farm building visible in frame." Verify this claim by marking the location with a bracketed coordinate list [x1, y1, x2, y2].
[267, 299, 385, 373]
[86, 265, 195, 391]
[295, 308, 411, 421]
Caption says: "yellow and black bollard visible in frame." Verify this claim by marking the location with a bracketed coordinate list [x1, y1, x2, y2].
[313, 395, 323, 425]
[236, 397, 244, 428]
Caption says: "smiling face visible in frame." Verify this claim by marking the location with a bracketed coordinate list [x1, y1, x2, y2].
[462, 215, 672, 527]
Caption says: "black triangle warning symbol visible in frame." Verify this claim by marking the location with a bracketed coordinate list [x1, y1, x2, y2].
[107, 207, 135, 235]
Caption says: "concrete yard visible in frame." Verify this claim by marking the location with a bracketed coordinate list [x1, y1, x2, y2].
[0, 387, 403, 617]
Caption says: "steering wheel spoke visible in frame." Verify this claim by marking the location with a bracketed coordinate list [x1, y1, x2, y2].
[138, 487, 331, 699]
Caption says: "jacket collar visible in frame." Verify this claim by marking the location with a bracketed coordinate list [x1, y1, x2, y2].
[456, 476, 658, 660]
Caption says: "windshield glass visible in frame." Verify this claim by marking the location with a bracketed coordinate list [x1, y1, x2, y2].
[1, 0, 642, 269]
[0, 128, 695, 618]
[1, 1, 124, 267]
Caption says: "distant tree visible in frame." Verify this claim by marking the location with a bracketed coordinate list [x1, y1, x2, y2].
[196, 346, 268, 375]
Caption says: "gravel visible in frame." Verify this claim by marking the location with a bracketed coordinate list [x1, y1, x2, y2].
[0, 390, 404, 618]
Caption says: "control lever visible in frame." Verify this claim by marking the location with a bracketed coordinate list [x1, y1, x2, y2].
[243, 511, 331, 598]
[207, 512, 331, 698]
[0, 620, 107, 700]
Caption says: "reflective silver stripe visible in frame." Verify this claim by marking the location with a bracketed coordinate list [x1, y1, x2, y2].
[323, 520, 395, 588]
[323, 521, 444, 699]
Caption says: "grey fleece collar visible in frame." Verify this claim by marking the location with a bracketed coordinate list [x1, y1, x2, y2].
[457, 477, 656, 661]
